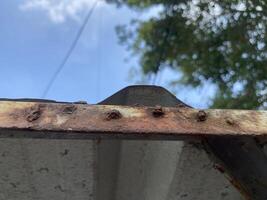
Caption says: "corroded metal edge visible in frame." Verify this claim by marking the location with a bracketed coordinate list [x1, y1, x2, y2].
[0, 101, 266, 139]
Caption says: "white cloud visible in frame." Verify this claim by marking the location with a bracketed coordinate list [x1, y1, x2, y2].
[20, 0, 105, 23]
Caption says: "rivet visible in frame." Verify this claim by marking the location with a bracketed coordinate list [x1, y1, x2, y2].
[106, 110, 122, 120]
[197, 110, 207, 121]
[152, 105, 165, 118]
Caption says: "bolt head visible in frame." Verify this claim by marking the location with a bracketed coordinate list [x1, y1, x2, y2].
[152, 106, 165, 118]
[197, 110, 207, 121]
[106, 110, 122, 120]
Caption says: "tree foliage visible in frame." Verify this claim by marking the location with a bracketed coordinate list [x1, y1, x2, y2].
[110, 0, 267, 109]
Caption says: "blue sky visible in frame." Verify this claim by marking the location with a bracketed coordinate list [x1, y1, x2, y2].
[0, 0, 214, 108]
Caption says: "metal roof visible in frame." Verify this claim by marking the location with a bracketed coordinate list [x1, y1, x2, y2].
[0, 85, 266, 200]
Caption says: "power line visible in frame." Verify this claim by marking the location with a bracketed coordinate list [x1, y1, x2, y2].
[42, 0, 98, 98]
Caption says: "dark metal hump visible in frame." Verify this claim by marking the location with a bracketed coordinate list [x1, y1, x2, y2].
[99, 85, 189, 107]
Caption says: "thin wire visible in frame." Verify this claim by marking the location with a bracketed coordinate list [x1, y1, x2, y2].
[42, 0, 98, 98]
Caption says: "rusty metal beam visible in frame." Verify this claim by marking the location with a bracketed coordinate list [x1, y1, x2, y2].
[0, 100, 266, 139]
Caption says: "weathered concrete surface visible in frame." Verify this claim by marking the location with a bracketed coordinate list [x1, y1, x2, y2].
[0, 139, 96, 200]
[0, 139, 243, 200]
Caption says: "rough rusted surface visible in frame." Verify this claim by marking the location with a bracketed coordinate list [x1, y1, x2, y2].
[0, 101, 267, 139]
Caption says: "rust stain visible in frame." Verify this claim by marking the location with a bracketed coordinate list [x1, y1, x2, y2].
[213, 163, 225, 174]
[96, 139, 102, 144]
[213, 163, 252, 200]
[228, 178, 251, 200]
[226, 117, 235, 125]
